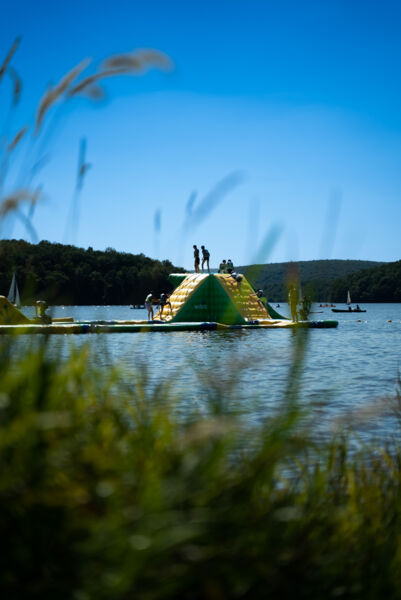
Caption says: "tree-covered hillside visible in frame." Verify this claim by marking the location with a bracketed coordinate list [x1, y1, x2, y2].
[2, 241, 398, 305]
[0, 240, 184, 305]
[328, 260, 401, 302]
[241, 259, 385, 302]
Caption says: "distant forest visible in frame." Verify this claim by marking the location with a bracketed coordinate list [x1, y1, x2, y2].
[1, 240, 399, 304]
[329, 260, 401, 303]
[0, 240, 183, 305]
[240, 259, 397, 302]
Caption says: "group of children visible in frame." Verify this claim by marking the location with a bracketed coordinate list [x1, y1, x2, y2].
[193, 246, 236, 276]
[144, 292, 171, 321]
[218, 259, 234, 274]
[144, 247, 240, 321]
[144, 245, 212, 322]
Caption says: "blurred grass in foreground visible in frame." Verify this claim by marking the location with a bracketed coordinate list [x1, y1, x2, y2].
[1, 336, 401, 599]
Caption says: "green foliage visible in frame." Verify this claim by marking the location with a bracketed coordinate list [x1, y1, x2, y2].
[241, 259, 384, 302]
[0, 239, 184, 304]
[329, 259, 401, 303]
[1, 338, 401, 598]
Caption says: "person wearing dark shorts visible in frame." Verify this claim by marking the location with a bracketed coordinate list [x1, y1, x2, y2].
[201, 245, 210, 273]
[159, 293, 172, 319]
[193, 245, 200, 273]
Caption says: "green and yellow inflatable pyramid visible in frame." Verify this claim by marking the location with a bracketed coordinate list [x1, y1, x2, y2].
[155, 273, 274, 325]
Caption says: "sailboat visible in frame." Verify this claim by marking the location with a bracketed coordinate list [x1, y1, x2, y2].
[332, 290, 366, 313]
[8, 272, 21, 307]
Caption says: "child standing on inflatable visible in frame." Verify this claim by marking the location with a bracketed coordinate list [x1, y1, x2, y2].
[193, 245, 200, 273]
[201, 245, 210, 273]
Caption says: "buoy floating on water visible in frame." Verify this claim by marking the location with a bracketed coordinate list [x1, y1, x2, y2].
[357, 319, 361, 322]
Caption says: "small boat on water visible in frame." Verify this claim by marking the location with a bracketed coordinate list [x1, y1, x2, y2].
[332, 308, 366, 313]
[331, 290, 366, 313]
[8, 272, 21, 307]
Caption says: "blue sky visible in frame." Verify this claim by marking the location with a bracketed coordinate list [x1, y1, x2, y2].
[1, 0, 401, 269]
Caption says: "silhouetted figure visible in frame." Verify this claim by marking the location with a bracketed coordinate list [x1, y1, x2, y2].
[193, 245, 200, 273]
[159, 292, 172, 319]
[201, 245, 210, 273]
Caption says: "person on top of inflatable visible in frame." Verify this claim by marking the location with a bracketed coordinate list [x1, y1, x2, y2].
[193, 245, 200, 273]
[201, 245, 210, 273]
[218, 259, 227, 273]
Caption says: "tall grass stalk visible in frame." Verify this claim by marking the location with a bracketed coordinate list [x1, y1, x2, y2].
[0, 40, 172, 242]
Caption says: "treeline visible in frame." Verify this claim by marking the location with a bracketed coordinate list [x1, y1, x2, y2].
[0, 239, 183, 305]
[2, 240, 399, 304]
[329, 259, 401, 302]
[241, 259, 385, 302]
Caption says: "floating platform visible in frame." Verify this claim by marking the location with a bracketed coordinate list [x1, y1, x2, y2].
[0, 272, 338, 334]
[0, 319, 338, 335]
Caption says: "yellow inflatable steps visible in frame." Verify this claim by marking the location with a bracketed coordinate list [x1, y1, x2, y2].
[217, 274, 270, 321]
[167, 273, 207, 320]
[0, 296, 31, 324]
[154, 274, 207, 321]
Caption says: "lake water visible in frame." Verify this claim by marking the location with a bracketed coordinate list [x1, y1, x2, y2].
[14, 303, 401, 440]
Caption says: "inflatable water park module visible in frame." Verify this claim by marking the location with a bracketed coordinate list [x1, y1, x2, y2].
[0, 274, 338, 335]
[154, 273, 338, 329]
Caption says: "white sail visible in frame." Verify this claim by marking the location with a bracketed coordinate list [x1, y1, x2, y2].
[15, 283, 21, 307]
[8, 272, 16, 302]
[7, 272, 21, 307]
[347, 290, 351, 305]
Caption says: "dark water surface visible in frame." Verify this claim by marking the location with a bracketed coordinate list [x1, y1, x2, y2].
[15, 303, 401, 439]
